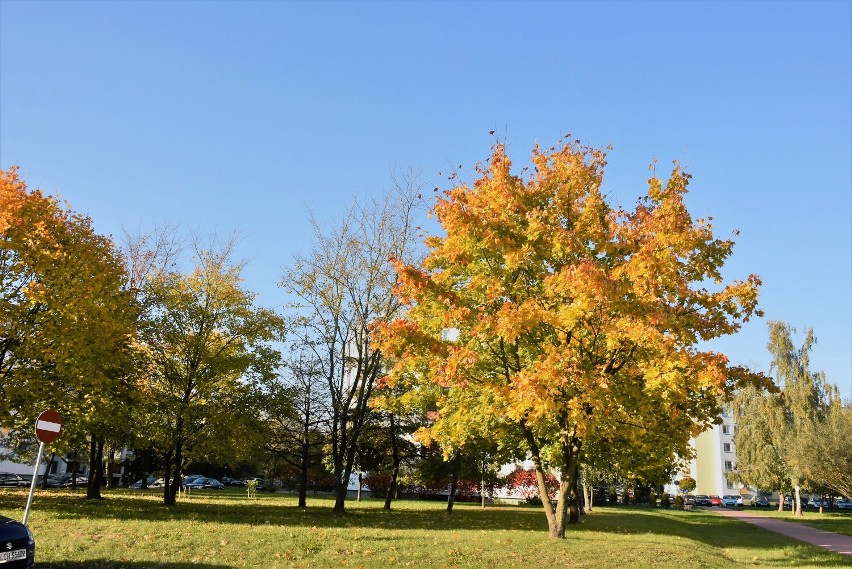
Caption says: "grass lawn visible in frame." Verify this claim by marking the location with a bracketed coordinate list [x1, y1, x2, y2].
[717, 506, 852, 538]
[1, 488, 849, 568]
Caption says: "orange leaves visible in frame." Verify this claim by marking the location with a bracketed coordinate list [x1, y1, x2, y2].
[377, 135, 761, 471]
[1, 167, 138, 443]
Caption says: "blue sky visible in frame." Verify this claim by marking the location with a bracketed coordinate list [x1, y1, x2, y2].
[1, 1, 850, 398]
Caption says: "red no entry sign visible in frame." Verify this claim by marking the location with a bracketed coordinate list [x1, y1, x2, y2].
[35, 409, 62, 443]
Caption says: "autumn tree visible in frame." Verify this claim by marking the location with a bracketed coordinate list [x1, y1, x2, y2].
[376, 137, 765, 538]
[732, 322, 840, 516]
[281, 173, 424, 515]
[0, 167, 138, 496]
[136, 237, 284, 505]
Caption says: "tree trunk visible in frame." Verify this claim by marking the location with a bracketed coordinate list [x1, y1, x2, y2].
[297, 464, 308, 509]
[446, 470, 458, 515]
[357, 472, 362, 502]
[384, 414, 400, 511]
[793, 485, 803, 517]
[86, 435, 103, 500]
[167, 439, 184, 506]
[298, 427, 310, 508]
[40, 453, 55, 489]
[583, 481, 593, 513]
[332, 458, 348, 515]
[162, 449, 174, 506]
[332, 481, 347, 514]
[385, 462, 399, 511]
[480, 451, 488, 509]
[569, 464, 585, 524]
[523, 427, 559, 537]
[106, 446, 116, 488]
[777, 492, 784, 512]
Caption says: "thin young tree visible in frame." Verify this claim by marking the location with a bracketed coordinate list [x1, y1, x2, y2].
[261, 350, 330, 508]
[281, 173, 424, 514]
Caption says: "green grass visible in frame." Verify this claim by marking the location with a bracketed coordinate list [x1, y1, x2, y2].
[0, 488, 849, 568]
[722, 506, 852, 538]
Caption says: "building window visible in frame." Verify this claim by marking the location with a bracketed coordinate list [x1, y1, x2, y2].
[724, 461, 733, 472]
[722, 425, 731, 435]
[723, 443, 732, 453]
[727, 480, 734, 489]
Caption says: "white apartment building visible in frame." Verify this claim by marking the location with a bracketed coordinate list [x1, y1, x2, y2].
[665, 407, 748, 497]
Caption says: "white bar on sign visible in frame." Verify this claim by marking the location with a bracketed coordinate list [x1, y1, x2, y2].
[36, 420, 61, 432]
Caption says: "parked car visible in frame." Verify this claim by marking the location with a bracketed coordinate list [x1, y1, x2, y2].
[181, 475, 204, 487]
[184, 477, 224, 490]
[751, 496, 770, 507]
[836, 499, 852, 510]
[129, 477, 164, 489]
[809, 498, 827, 509]
[0, 514, 35, 568]
[693, 495, 712, 506]
[721, 495, 739, 507]
[709, 495, 722, 507]
[783, 496, 808, 509]
[46, 473, 87, 488]
[0, 473, 28, 488]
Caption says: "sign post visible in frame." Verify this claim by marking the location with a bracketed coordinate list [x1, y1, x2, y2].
[23, 409, 62, 526]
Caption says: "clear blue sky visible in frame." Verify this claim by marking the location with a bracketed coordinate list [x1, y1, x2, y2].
[2, 1, 850, 398]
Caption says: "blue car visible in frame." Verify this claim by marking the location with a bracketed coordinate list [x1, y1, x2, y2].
[0, 515, 35, 568]
[751, 496, 770, 507]
[184, 477, 225, 490]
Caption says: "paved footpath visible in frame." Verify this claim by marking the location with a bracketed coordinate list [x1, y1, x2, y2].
[712, 508, 852, 557]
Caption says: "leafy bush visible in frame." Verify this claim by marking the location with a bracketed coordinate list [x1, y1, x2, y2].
[647, 491, 657, 507]
[678, 477, 696, 493]
[659, 493, 671, 509]
[674, 495, 685, 510]
[505, 467, 558, 502]
[363, 471, 392, 499]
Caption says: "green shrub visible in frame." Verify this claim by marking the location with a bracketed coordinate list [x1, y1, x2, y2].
[647, 491, 657, 507]
[659, 493, 671, 509]
[674, 495, 685, 510]
[678, 477, 696, 493]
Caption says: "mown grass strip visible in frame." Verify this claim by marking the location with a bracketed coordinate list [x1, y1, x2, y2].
[1, 488, 849, 568]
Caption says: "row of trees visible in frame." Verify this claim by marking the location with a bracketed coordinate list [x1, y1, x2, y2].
[0, 165, 431, 513]
[4, 134, 839, 538]
[730, 321, 851, 515]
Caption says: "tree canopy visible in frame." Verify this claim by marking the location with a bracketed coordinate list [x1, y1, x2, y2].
[376, 138, 766, 538]
[0, 167, 137, 459]
[732, 322, 844, 514]
[135, 238, 284, 505]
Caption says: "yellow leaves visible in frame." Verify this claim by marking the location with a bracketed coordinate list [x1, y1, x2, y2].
[378, 136, 762, 475]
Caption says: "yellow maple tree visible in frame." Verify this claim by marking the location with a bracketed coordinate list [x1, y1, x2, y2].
[375, 137, 768, 538]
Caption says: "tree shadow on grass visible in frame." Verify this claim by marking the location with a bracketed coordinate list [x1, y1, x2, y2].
[38, 562, 233, 569]
[2, 492, 849, 567]
[1, 490, 549, 532]
[576, 506, 851, 567]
